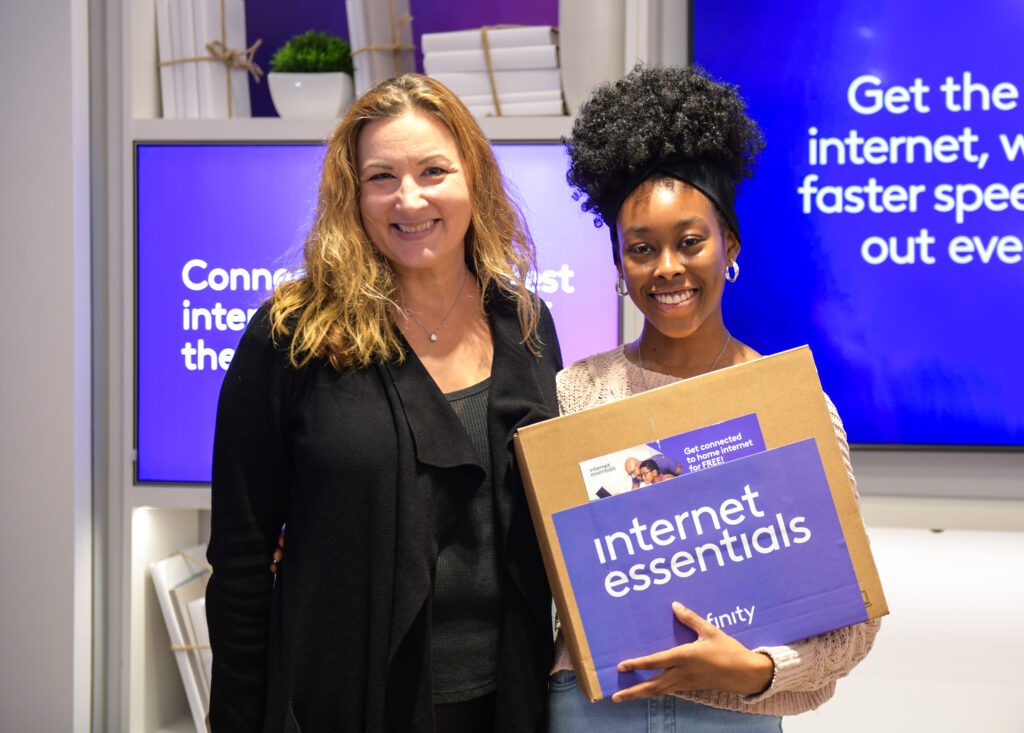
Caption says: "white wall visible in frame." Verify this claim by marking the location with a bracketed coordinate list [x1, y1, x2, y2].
[787, 525, 1024, 732]
[0, 1, 92, 731]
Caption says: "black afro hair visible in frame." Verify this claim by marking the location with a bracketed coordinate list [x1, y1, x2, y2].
[564, 64, 765, 229]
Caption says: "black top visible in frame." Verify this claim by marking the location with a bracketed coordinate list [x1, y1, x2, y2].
[206, 293, 562, 733]
[433, 379, 499, 703]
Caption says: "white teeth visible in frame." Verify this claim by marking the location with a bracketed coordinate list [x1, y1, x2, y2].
[651, 290, 696, 305]
[395, 221, 435, 233]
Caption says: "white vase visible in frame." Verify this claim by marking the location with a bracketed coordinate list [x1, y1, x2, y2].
[559, 0, 626, 116]
[268, 72, 355, 119]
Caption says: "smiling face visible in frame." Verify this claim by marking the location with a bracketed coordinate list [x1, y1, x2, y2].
[616, 178, 740, 341]
[356, 109, 473, 278]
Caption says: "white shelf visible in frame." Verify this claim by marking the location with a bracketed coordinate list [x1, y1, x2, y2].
[478, 115, 574, 140]
[133, 117, 336, 142]
[131, 485, 211, 510]
[155, 715, 200, 733]
[131, 114, 573, 143]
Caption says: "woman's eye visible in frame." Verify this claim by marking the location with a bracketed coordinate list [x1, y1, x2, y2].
[367, 172, 394, 182]
[423, 166, 448, 177]
[680, 236, 702, 248]
[628, 243, 653, 255]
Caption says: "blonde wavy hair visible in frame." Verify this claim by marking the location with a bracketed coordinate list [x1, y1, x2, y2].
[269, 74, 541, 370]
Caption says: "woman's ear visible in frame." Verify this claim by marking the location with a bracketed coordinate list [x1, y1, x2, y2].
[725, 229, 741, 266]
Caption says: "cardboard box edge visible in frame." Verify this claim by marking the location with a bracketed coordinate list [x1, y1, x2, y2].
[513, 431, 604, 701]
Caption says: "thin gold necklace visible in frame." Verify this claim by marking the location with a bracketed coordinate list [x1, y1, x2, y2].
[634, 332, 733, 394]
[401, 269, 470, 343]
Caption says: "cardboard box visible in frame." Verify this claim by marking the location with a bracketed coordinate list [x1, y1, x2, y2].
[514, 347, 888, 701]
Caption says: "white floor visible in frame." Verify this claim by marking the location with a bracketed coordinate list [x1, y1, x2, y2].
[785, 527, 1024, 732]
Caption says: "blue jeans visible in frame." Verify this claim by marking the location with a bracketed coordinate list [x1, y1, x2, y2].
[548, 670, 783, 733]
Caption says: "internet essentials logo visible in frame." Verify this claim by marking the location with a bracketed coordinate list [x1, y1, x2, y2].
[553, 438, 867, 696]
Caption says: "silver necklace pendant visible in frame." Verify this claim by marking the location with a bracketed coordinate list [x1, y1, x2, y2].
[402, 269, 469, 345]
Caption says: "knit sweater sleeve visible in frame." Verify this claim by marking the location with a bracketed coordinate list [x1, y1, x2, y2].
[683, 395, 881, 716]
[555, 348, 631, 414]
[555, 359, 597, 415]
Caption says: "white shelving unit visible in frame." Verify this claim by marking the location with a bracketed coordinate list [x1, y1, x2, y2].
[132, 115, 574, 143]
[105, 3, 579, 731]
[100, 2, 1024, 731]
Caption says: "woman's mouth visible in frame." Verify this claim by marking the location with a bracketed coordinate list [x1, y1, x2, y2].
[392, 220, 438, 235]
[649, 288, 697, 306]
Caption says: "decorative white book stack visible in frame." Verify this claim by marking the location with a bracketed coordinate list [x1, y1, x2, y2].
[150, 545, 212, 733]
[155, 0, 254, 118]
[422, 26, 566, 118]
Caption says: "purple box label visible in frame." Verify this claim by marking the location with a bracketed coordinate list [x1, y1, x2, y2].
[555, 438, 867, 697]
[578, 414, 766, 500]
[663, 413, 766, 475]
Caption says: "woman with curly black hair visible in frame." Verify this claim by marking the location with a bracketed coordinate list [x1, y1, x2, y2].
[549, 65, 880, 731]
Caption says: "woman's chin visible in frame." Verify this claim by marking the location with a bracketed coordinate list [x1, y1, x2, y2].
[641, 313, 704, 342]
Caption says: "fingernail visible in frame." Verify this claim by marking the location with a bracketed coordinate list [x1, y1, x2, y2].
[673, 601, 685, 611]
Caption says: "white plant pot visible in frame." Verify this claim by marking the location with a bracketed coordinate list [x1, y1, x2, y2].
[268, 72, 355, 119]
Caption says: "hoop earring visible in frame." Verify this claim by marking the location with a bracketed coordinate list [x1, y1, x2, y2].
[725, 260, 740, 283]
[615, 276, 629, 297]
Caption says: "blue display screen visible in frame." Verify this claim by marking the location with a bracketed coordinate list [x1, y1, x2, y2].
[135, 142, 618, 483]
[694, 0, 1024, 447]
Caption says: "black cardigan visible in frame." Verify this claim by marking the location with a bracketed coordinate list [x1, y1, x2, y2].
[206, 293, 562, 733]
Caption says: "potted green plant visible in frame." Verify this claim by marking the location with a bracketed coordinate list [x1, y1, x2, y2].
[268, 30, 355, 119]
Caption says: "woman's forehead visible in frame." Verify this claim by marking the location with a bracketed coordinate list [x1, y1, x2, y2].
[356, 110, 460, 164]
[625, 178, 710, 209]
[620, 182, 717, 229]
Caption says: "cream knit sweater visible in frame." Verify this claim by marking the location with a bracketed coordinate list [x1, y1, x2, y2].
[551, 346, 881, 716]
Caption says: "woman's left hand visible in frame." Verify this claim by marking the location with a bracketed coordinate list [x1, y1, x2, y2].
[269, 529, 285, 573]
[611, 601, 775, 702]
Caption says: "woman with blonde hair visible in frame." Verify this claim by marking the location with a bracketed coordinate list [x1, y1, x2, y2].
[206, 74, 562, 733]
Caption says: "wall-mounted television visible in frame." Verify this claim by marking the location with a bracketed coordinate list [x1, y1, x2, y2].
[693, 0, 1024, 448]
[136, 142, 619, 484]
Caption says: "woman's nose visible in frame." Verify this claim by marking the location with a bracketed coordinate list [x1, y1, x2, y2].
[653, 246, 685, 278]
[396, 176, 427, 210]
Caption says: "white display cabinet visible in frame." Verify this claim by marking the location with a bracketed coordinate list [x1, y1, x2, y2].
[100, 2, 1024, 730]
[127, 0, 573, 139]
